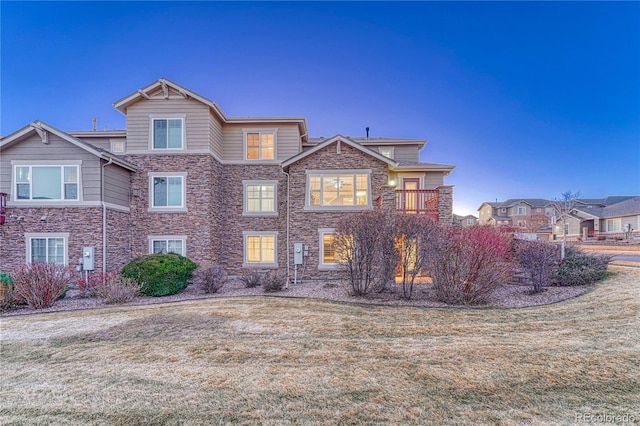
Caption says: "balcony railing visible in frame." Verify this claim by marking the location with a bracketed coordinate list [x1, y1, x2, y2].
[395, 189, 439, 219]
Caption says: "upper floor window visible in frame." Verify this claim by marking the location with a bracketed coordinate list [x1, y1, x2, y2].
[148, 172, 187, 211]
[243, 181, 277, 216]
[378, 147, 394, 159]
[307, 170, 371, 209]
[245, 130, 275, 160]
[153, 118, 183, 149]
[516, 206, 527, 215]
[15, 165, 79, 201]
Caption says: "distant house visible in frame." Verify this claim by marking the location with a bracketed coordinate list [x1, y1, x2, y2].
[477, 199, 553, 236]
[453, 214, 478, 227]
[554, 196, 640, 240]
[0, 78, 455, 279]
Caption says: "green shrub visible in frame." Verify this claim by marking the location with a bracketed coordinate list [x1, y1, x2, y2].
[554, 247, 611, 286]
[121, 253, 197, 297]
[0, 272, 16, 310]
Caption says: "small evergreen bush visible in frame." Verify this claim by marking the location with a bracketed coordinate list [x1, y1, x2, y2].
[0, 272, 16, 310]
[193, 265, 227, 293]
[263, 271, 287, 292]
[121, 253, 197, 297]
[554, 247, 611, 286]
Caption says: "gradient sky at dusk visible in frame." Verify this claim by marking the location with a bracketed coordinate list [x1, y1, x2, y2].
[2, 1, 639, 215]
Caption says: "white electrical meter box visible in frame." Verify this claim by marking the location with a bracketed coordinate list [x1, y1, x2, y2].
[82, 246, 95, 271]
[293, 243, 304, 265]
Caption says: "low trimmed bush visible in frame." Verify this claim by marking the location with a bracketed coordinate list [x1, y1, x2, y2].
[0, 272, 16, 310]
[193, 265, 227, 294]
[13, 263, 72, 309]
[121, 253, 197, 297]
[515, 240, 561, 293]
[555, 247, 611, 286]
[240, 270, 263, 288]
[263, 271, 287, 292]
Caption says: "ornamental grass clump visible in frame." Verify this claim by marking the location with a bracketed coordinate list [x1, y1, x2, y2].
[240, 269, 263, 288]
[121, 253, 197, 297]
[13, 263, 72, 309]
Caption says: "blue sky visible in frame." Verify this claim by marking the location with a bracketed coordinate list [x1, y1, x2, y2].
[2, 1, 639, 215]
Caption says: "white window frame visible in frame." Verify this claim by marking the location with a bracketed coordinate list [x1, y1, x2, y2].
[12, 162, 82, 203]
[242, 231, 278, 268]
[305, 169, 372, 211]
[25, 233, 69, 265]
[148, 172, 187, 212]
[378, 147, 395, 159]
[149, 115, 186, 150]
[606, 218, 622, 233]
[243, 128, 277, 161]
[517, 206, 527, 215]
[148, 235, 187, 256]
[243, 180, 278, 216]
[318, 228, 339, 270]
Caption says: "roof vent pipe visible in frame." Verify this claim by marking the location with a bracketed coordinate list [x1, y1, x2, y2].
[366, 127, 370, 138]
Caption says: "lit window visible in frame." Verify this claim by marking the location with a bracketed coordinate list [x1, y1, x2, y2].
[153, 118, 183, 149]
[245, 131, 275, 160]
[150, 238, 185, 256]
[319, 229, 338, 267]
[26, 234, 68, 265]
[15, 165, 79, 201]
[244, 232, 277, 267]
[307, 171, 370, 208]
[243, 181, 277, 215]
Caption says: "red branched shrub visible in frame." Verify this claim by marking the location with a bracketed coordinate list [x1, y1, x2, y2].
[13, 263, 72, 309]
[426, 226, 515, 305]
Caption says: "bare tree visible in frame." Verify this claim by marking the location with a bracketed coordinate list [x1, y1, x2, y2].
[394, 214, 437, 299]
[550, 191, 581, 242]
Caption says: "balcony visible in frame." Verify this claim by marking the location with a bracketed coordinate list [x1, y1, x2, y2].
[395, 189, 439, 220]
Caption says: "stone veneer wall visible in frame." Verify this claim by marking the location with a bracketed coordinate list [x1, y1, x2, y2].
[125, 154, 221, 266]
[218, 164, 287, 276]
[286, 142, 391, 281]
[105, 208, 132, 272]
[437, 185, 454, 224]
[0, 207, 104, 275]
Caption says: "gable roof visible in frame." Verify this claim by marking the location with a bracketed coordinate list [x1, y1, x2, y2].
[0, 121, 137, 172]
[573, 196, 640, 219]
[113, 78, 308, 140]
[281, 134, 398, 168]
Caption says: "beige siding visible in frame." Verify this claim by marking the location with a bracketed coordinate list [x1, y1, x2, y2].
[125, 98, 211, 153]
[222, 123, 301, 161]
[208, 116, 224, 159]
[423, 172, 445, 188]
[394, 145, 421, 162]
[0, 133, 102, 202]
[103, 163, 131, 206]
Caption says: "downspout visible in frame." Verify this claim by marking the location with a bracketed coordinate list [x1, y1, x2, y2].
[101, 158, 113, 273]
[280, 167, 291, 285]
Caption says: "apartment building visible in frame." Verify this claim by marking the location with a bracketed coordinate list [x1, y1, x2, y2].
[0, 78, 455, 279]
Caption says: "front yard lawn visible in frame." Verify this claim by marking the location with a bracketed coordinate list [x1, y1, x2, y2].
[1, 271, 638, 425]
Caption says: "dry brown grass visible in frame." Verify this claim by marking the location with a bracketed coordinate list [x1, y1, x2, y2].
[1, 271, 638, 425]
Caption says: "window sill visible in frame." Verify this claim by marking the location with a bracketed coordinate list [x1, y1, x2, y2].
[304, 205, 372, 212]
[318, 264, 339, 271]
[147, 207, 188, 213]
[242, 212, 279, 217]
[242, 263, 278, 269]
